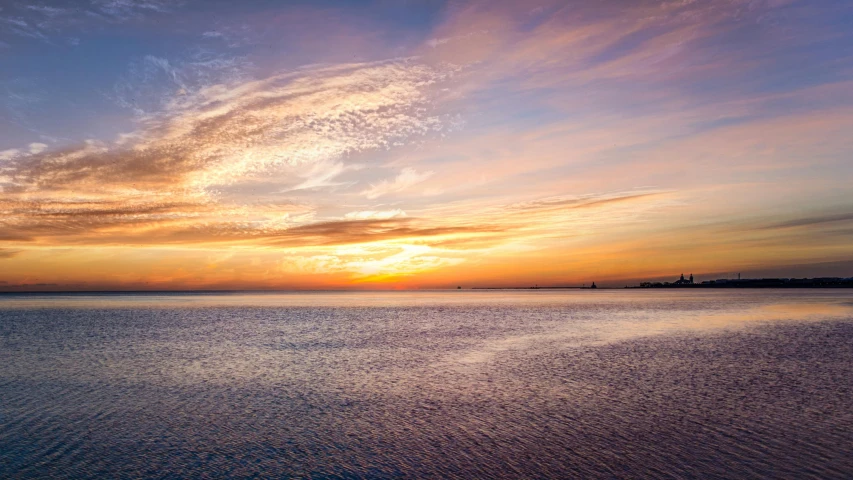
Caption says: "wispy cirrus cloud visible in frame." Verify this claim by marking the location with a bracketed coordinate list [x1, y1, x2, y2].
[506, 191, 666, 213]
[90, 0, 174, 19]
[344, 209, 407, 221]
[1, 78, 48, 130]
[112, 52, 253, 117]
[0, 0, 179, 44]
[3, 0, 853, 288]
[362, 167, 434, 199]
[6, 59, 453, 188]
[757, 212, 853, 231]
[0, 59, 456, 248]
[262, 218, 503, 248]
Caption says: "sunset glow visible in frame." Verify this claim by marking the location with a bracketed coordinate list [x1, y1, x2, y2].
[1, 0, 852, 290]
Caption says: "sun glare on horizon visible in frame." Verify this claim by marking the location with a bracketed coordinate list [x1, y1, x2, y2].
[1, 0, 852, 290]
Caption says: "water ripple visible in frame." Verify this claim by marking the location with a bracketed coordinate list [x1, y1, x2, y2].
[1, 290, 852, 478]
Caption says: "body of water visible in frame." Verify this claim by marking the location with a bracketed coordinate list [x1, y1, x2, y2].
[2, 290, 852, 478]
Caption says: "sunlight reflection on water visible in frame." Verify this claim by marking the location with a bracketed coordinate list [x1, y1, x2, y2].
[1, 290, 852, 478]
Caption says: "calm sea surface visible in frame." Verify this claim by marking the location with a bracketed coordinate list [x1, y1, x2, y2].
[2, 290, 852, 479]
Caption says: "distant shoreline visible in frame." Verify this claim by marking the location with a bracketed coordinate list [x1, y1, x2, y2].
[633, 277, 853, 289]
[1, 277, 852, 294]
[472, 285, 853, 290]
[474, 276, 853, 289]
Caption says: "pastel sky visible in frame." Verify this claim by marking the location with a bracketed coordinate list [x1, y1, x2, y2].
[1, 0, 852, 290]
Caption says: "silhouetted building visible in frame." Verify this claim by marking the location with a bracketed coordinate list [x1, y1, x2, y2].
[590, 282, 597, 289]
[640, 275, 853, 288]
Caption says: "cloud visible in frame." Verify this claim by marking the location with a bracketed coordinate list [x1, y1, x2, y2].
[507, 191, 666, 213]
[3, 0, 851, 287]
[0, 16, 47, 40]
[760, 212, 853, 230]
[0, 249, 20, 259]
[0, 149, 20, 161]
[427, 37, 450, 48]
[28, 143, 47, 154]
[24, 5, 70, 17]
[112, 53, 245, 116]
[362, 168, 434, 199]
[285, 160, 359, 192]
[347, 244, 464, 278]
[263, 218, 504, 248]
[0, 59, 457, 248]
[91, 0, 173, 19]
[284, 243, 464, 279]
[1, 77, 49, 132]
[0, 185, 666, 250]
[344, 209, 407, 220]
[0, 0, 178, 44]
[6, 59, 451, 189]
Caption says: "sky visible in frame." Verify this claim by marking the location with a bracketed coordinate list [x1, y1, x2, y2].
[1, 0, 852, 290]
